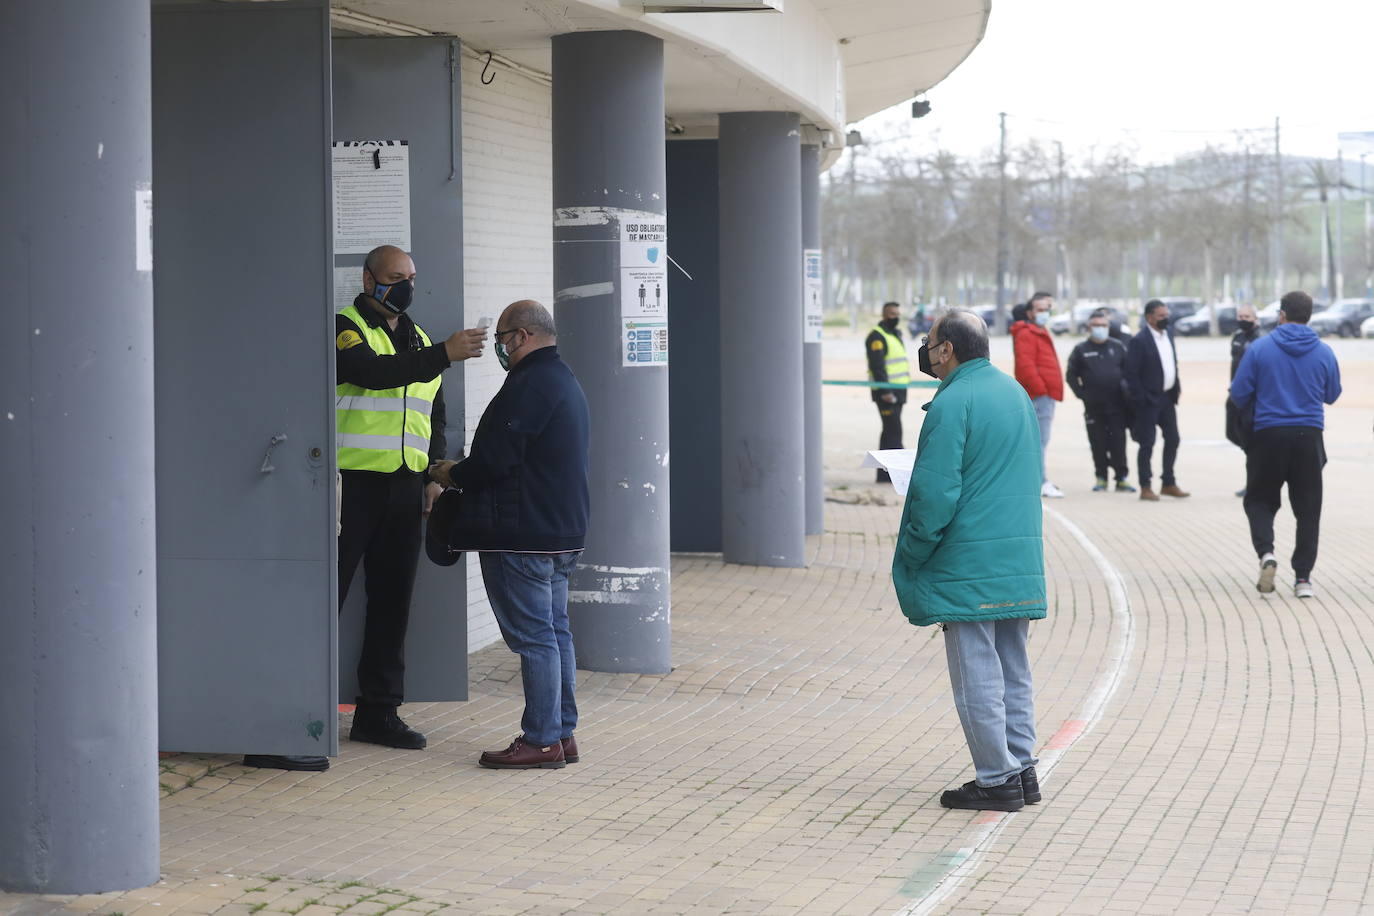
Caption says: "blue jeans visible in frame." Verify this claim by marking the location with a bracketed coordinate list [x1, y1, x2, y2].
[1032, 395, 1055, 482]
[943, 619, 1038, 786]
[480, 551, 581, 747]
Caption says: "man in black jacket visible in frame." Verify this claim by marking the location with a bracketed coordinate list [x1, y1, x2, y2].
[1124, 300, 1190, 502]
[1065, 309, 1135, 493]
[432, 300, 590, 770]
[1226, 302, 1263, 497]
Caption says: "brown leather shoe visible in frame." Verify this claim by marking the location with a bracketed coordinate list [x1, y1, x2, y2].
[1160, 484, 1190, 498]
[479, 736, 565, 769]
[1139, 487, 1160, 501]
[561, 735, 579, 764]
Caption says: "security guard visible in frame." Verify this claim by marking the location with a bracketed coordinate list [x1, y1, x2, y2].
[243, 245, 486, 772]
[866, 301, 911, 482]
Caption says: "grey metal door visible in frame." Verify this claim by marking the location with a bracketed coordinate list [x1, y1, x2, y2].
[152, 1, 338, 756]
[332, 36, 468, 701]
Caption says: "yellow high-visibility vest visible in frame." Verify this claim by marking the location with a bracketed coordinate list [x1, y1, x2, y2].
[335, 304, 441, 473]
[869, 326, 911, 386]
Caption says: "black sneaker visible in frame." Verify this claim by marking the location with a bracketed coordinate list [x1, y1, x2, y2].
[939, 774, 1024, 812]
[1020, 766, 1041, 804]
[350, 706, 427, 749]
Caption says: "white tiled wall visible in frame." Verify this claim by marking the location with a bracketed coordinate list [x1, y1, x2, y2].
[460, 49, 554, 652]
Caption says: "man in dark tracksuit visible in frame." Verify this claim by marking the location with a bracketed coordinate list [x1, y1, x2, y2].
[866, 301, 910, 483]
[1065, 309, 1135, 492]
[243, 245, 485, 772]
[1225, 303, 1263, 497]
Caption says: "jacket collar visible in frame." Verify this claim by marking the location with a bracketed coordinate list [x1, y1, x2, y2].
[510, 345, 560, 374]
[923, 357, 989, 409]
[352, 293, 406, 330]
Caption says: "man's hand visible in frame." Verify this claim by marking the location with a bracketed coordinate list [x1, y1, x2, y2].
[422, 481, 443, 518]
[444, 327, 487, 362]
[429, 459, 457, 489]
[881, 391, 898, 404]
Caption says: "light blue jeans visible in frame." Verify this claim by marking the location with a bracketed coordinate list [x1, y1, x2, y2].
[943, 618, 1038, 786]
[480, 551, 581, 748]
[1032, 396, 1055, 483]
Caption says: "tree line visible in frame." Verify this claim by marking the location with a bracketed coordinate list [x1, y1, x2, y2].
[823, 134, 1374, 326]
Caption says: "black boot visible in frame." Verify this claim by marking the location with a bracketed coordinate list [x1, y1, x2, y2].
[242, 754, 329, 771]
[939, 773, 1024, 812]
[350, 703, 427, 749]
[1020, 766, 1041, 804]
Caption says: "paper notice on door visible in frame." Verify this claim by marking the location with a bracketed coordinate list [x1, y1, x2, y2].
[334, 266, 362, 313]
[135, 186, 153, 272]
[804, 248, 823, 343]
[620, 216, 668, 367]
[332, 141, 411, 255]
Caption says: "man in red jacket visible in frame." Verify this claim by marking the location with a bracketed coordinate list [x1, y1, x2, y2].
[1011, 292, 1065, 498]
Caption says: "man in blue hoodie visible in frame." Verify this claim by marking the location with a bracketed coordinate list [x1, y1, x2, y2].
[1229, 290, 1341, 599]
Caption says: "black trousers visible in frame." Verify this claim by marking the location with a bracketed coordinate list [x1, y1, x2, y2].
[1243, 426, 1325, 580]
[876, 400, 904, 481]
[339, 470, 424, 707]
[1083, 404, 1129, 482]
[1134, 402, 1179, 489]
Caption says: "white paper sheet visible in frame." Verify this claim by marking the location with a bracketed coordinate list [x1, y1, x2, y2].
[861, 449, 917, 496]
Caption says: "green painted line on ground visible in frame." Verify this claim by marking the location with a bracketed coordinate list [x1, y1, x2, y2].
[822, 379, 940, 389]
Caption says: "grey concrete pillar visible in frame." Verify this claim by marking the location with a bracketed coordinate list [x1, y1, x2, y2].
[666, 140, 723, 552]
[719, 113, 806, 567]
[801, 144, 825, 536]
[0, 0, 159, 893]
[553, 31, 671, 674]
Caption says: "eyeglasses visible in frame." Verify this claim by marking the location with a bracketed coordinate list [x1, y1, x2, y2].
[494, 327, 524, 341]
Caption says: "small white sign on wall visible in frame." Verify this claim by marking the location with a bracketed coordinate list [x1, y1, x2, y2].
[135, 186, 153, 272]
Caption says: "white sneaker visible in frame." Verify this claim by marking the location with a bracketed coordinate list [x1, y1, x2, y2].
[1256, 553, 1277, 594]
[1041, 482, 1065, 499]
[1294, 579, 1314, 599]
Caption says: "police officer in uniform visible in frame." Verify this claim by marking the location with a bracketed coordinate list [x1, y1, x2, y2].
[866, 301, 910, 482]
[243, 244, 486, 772]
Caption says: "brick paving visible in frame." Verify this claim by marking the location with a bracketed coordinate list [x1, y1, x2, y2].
[5, 337, 1373, 915]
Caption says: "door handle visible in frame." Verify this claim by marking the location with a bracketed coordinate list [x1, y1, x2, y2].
[259, 433, 288, 474]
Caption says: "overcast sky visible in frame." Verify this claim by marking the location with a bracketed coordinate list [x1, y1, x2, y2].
[856, 0, 1374, 167]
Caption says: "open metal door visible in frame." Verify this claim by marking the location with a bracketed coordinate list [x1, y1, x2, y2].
[152, 1, 338, 756]
[331, 36, 468, 702]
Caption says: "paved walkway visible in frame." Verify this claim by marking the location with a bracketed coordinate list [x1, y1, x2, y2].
[6, 338, 1374, 915]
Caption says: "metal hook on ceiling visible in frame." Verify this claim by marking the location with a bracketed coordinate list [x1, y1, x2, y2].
[481, 51, 495, 85]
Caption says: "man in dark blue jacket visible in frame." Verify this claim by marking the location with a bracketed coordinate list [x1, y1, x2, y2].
[431, 299, 591, 769]
[1065, 309, 1135, 492]
[1230, 290, 1341, 599]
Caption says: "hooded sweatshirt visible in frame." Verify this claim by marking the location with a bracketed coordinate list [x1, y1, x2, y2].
[1229, 323, 1341, 431]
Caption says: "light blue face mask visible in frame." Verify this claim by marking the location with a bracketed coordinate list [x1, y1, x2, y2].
[1090, 325, 1109, 342]
[1034, 311, 1049, 327]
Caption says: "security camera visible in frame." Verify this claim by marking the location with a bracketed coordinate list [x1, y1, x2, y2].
[911, 99, 932, 119]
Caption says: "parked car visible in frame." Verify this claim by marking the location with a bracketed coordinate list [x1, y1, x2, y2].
[1308, 298, 1374, 337]
[1259, 298, 1329, 330]
[1049, 304, 1093, 335]
[1362, 314, 1374, 338]
[1174, 305, 1238, 337]
[1154, 296, 1202, 324]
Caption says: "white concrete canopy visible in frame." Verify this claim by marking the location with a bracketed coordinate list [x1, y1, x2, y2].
[332, 0, 988, 146]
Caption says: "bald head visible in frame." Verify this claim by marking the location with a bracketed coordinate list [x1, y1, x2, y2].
[927, 308, 989, 379]
[495, 299, 556, 369]
[363, 245, 415, 293]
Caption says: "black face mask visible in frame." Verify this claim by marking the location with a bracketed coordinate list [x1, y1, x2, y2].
[917, 342, 939, 378]
[372, 276, 415, 315]
[1237, 319, 1256, 333]
[1155, 317, 1170, 330]
[880, 317, 900, 332]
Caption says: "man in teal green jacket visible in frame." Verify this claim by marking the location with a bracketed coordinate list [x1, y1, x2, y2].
[894, 309, 1047, 812]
